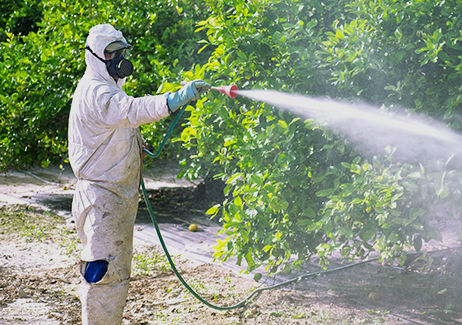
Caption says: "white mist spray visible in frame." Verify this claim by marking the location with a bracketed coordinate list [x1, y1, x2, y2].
[235, 88, 462, 245]
[237, 89, 462, 161]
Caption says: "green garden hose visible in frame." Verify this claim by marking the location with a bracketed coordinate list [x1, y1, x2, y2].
[141, 103, 398, 310]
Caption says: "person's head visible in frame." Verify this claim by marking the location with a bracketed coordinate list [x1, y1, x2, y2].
[103, 41, 133, 80]
[83, 24, 134, 83]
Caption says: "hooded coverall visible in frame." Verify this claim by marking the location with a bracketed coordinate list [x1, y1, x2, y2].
[68, 24, 170, 324]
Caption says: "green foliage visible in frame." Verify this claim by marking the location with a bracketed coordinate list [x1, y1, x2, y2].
[132, 246, 172, 276]
[0, 0, 211, 171]
[0, 0, 42, 42]
[2, 0, 462, 275]
[318, 0, 462, 125]
[0, 205, 79, 257]
[176, 0, 462, 273]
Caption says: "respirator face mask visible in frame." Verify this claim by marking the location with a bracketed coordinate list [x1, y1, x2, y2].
[105, 50, 134, 79]
[84, 40, 134, 79]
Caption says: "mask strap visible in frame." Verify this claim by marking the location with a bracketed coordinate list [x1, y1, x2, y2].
[83, 46, 108, 64]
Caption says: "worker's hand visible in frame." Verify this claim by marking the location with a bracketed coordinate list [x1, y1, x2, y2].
[167, 79, 211, 113]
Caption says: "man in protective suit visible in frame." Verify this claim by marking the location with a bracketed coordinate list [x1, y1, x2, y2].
[68, 24, 210, 324]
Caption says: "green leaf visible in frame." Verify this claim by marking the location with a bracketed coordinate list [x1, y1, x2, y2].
[249, 174, 263, 186]
[262, 245, 272, 252]
[303, 207, 316, 219]
[228, 173, 243, 184]
[241, 230, 249, 243]
[316, 189, 332, 197]
[296, 219, 311, 226]
[206, 205, 221, 215]
[414, 236, 422, 252]
[278, 120, 288, 128]
[335, 29, 345, 40]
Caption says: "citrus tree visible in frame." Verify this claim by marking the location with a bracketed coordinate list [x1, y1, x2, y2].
[2, 0, 462, 275]
[176, 0, 462, 273]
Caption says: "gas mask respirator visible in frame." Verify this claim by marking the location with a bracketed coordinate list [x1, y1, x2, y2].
[85, 46, 134, 79]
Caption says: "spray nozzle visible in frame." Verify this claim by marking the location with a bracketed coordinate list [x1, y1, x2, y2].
[210, 85, 238, 98]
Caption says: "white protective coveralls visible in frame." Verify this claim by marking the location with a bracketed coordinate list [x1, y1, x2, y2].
[68, 24, 170, 324]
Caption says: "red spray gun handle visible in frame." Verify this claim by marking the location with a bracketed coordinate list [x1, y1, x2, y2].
[180, 81, 238, 98]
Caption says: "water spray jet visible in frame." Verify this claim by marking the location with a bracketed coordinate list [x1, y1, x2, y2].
[237, 89, 462, 160]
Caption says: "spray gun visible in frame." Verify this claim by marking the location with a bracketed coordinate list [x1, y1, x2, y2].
[210, 85, 238, 98]
[180, 81, 238, 99]
[144, 82, 238, 158]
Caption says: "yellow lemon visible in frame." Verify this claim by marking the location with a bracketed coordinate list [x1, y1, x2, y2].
[368, 292, 379, 301]
[189, 224, 198, 232]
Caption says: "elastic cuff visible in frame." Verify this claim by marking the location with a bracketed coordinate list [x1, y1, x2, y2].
[165, 92, 174, 115]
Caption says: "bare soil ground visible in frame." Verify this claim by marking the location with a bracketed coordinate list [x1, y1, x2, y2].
[1, 204, 462, 325]
[1, 166, 462, 324]
[0, 205, 410, 325]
